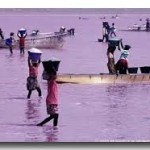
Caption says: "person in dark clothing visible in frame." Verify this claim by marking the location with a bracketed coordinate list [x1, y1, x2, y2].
[107, 46, 116, 74]
[102, 22, 110, 42]
[146, 19, 150, 31]
[0, 28, 4, 40]
[110, 23, 116, 37]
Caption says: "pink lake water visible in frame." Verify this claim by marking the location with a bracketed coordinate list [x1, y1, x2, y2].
[1, 9, 150, 142]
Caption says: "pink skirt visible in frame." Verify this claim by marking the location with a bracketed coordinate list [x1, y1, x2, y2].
[47, 104, 58, 115]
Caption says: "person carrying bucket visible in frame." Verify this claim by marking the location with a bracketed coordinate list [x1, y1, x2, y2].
[17, 28, 27, 55]
[115, 40, 131, 74]
[37, 58, 60, 127]
[26, 48, 42, 99]
[107, 45, 116, 74]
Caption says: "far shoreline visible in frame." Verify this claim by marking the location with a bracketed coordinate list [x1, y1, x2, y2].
[0, 8, 150, 15]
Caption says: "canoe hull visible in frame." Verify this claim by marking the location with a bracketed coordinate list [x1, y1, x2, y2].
[53, 74, 150, 84]
[0, 32, 70, 49]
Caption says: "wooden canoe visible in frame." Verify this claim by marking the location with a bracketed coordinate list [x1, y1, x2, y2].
[0, 31, 71, 49]
[53, 74, 150, 84]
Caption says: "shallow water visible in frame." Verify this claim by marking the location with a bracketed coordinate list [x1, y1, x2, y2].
[0, 9, 150, 142]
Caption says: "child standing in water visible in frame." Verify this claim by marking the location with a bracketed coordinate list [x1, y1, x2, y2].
[5, 32, 15, 55]
[17, 28, 27, 55]
[37, 70, 59, 127]
[18, 36, 26, 55]
[110, 23, 116, 37]
[27, 58, 42, 99]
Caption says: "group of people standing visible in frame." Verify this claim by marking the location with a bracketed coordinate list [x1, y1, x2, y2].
[100, 22, 131, 75]
[2, 28, 26, 55]
[2, 27, 60, 127]
[107, 39, 131, 75]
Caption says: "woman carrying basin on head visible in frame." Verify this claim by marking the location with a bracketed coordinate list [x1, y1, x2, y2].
[26, 48, 42, 99]
[37, 69, 59, 127]
[107, 45, 116, 74]
[27, 58, 42, 99]
[37, 58, 61, 127]
[17, 28, 27, 55]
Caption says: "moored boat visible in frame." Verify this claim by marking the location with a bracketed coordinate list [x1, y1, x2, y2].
[120, 28, 147, 32]
[50, 74, 150, 84]
[0, 30, 72, 49]
[120, 24, 149, 32]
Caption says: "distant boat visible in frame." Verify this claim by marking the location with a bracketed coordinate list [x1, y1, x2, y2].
[0, 30, 72, 49]
[111, 15, 119, 19]
[120, 24, 150, 32]
[99, 16, 106, 19]
[79, 17, 88, 20]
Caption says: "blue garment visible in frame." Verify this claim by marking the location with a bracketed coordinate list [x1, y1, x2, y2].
[5, 38, 12, 46]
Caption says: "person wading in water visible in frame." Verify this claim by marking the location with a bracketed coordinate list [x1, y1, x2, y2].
[107, 45, 116, 74]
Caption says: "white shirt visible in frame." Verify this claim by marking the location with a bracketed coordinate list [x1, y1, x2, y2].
[120, 49, 129, 60]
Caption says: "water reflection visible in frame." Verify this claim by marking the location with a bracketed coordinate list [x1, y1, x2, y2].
[106, 84, 128, 97]
[104, 84, 129, 140]
[24, 99, 58, 142]
[24, 99, 43, 142]
[42, 126, 58, 142]
[106, 84, 128, 109]
[25, 99, 41, 122]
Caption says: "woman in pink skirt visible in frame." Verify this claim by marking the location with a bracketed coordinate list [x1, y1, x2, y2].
[37, 71, 59, 126]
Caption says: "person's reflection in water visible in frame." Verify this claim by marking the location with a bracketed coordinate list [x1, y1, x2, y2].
[24, 100, 42, 142]
[26, 100, 58, 142]
[25, 99, 41, 124]
[106, 84, 128, 113]
[106, 84, 128, 101]
[42, 126, 58, 142]
[105, 84, 129, 140]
